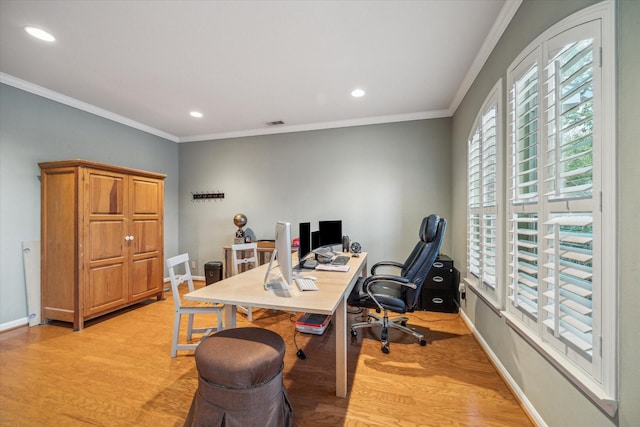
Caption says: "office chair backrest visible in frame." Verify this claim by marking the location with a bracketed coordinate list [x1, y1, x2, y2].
[400, 216, 431, 277]
[404, 215, 447, 310]
[404, 215, 439, 280]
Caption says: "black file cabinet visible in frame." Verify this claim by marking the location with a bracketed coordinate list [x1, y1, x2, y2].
[419, 255, 459, 313]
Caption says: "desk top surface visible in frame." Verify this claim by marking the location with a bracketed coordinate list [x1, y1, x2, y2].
[185, 252, 367, 315]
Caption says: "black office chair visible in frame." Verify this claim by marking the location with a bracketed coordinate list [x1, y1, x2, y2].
[348, 214, 446, 354]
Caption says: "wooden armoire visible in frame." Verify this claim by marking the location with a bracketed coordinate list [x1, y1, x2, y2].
[39, 160, 165, 330]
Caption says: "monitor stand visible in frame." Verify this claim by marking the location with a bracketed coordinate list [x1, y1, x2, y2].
[296, 259, 317, 270]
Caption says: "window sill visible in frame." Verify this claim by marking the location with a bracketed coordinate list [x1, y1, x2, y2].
[502, 311, 618, 417]
[464, 277, 502, 316]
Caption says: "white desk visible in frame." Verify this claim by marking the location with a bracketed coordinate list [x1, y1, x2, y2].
[185, 252, 367, 398]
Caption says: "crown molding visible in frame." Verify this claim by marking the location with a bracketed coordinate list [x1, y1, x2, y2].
[448, 0, 522, 114]
[2, 72, 454, 144]
[2, 72, 449, 144]
[0, 73, 179, 142]
[178, 110, 450, 143]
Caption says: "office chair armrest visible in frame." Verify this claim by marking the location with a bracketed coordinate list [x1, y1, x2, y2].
[362, 275, 412, 288]
[370, 261, 404, 275]
[371, 277, 417, 290]
[362, 275, 417, 313]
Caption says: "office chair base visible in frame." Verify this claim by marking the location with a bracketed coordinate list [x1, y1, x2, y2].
[351, 311, 426, 353]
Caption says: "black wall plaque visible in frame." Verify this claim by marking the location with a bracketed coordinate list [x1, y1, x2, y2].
[192, 192, 225, 200]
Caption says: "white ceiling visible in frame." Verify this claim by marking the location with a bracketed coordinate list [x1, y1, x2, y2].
[0, 0, 519, 143]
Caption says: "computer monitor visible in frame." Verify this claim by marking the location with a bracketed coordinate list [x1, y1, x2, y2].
[311, 231, 320, 250]
[319, 220, 342, 248]
[298, 222, 311, 262]
[264, 221, 293, 290]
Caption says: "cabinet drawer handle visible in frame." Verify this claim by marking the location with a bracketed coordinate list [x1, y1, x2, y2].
[125, 236, 131, 241]
[432, 276, 444, 283]
[433, 262, 444, 268]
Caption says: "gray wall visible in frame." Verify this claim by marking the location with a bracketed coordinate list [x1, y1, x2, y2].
[451, 0, 639, 426]
[617, 1, 640, 425]
[178, 119, 452, 275]
[0, 83, 179, 326]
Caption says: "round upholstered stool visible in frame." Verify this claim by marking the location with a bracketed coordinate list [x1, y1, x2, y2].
[184, 327, 293, 427]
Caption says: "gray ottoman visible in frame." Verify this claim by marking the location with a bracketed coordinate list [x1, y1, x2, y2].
[184, 327, 293, 427]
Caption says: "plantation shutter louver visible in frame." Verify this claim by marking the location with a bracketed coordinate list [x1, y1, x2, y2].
[467, 85, 500, 295]
[508, 53, 540, 319]
[541, 34, 596, 360]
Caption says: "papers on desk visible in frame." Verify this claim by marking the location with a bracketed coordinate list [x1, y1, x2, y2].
[315, 264, 350, 272]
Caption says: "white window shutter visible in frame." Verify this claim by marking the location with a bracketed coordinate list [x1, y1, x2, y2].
[504, 4, 616, 407]
[467, 84, 500, 297]
[542, 214, 594, 355]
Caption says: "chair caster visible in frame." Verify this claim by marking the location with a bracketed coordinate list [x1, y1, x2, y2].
[381, 344, 390, 354]
[351, 329, 357, 337]
[420, 339, 427, 346]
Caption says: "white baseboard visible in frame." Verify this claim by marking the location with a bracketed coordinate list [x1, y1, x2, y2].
[459, 309, 547, 427]
[0, 317, 29, 332]
[2, 279, 209, 332]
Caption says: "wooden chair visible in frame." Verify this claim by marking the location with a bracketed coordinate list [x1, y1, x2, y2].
[167, 253, 223, 357]
[231, 243, 258, 321]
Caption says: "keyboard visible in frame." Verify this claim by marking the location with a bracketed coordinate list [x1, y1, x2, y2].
[315, 264, 350, 272]
[295, 277, 319, 291]
[332, 255, 350, 265]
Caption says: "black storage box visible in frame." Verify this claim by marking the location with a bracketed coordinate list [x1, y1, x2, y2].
[204, 261, 223, 285]
[419, 255, 459, 313]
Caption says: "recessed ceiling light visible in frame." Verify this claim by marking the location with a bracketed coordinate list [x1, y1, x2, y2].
[25, 26, 55, 42]
[351, 88, 366, 98]
[190, 111, 203, 118]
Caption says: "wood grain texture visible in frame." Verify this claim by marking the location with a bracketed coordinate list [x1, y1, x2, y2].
[0, 280, 534, 426]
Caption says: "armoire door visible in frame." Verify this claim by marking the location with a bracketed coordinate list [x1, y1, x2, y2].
[128, 175, 164, 301]
[83, 168, 128, 317]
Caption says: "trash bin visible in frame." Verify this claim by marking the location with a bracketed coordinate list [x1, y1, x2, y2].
[204, 261, 223, 285]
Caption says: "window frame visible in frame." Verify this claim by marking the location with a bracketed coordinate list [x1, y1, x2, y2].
[503, 1, 617, 415]
[465, 80, 504, 309]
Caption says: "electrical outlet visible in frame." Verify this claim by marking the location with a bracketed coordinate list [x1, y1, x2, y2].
[191, 261, 196, 270]
[459, 281, 466, 300]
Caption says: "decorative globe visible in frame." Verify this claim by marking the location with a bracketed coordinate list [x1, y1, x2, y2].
[233, 213, 248, 228]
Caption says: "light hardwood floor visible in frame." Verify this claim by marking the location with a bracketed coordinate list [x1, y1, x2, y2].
[0, 282, 534, 426]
